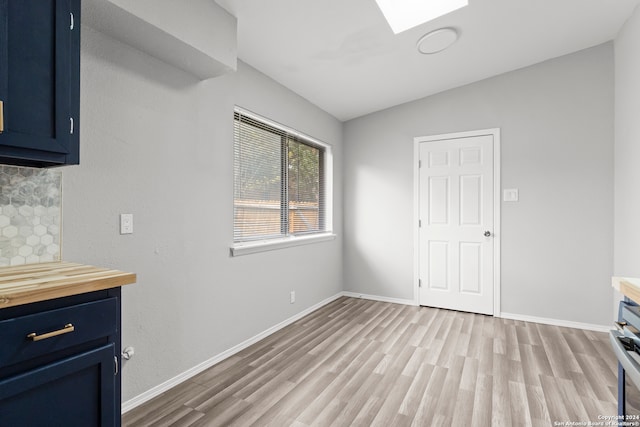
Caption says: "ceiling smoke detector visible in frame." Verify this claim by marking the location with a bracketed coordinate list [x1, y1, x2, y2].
[417, 28, 459, 55]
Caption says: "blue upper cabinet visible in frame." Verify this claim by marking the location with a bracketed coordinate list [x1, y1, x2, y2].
[0, 0, 80, 167]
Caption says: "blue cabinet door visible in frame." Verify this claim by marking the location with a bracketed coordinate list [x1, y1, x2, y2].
[0, 344, 116, 427]
[0, 0, 80, 167]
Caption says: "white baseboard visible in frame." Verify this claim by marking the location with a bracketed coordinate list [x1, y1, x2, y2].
[121, 292, 344, 413]
[500, 312, 610, 333]
[341, 291, 417, 306]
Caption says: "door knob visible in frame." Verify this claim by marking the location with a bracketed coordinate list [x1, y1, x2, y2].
[484, 231, 491, 237]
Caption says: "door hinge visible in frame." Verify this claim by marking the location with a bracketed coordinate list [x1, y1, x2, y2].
[70, 117, 74, 134]
[419, 279, 422, 288]
[114, 356, 118, 376]
[419, 220, 422, 227]
[418, 160, 422, 168]
[70, 12, 74, 30]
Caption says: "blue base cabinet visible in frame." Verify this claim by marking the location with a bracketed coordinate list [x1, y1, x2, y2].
[0, 344, 116, 426]
[0, 288, 122, 427]
[0, 0, 81, 167]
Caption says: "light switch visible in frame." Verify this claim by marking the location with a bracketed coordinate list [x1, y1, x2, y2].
[503, 189, 519, 202]
[120, 214, 133, 234]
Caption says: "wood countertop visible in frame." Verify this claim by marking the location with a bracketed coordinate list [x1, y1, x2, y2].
[0, 262, 136, 309]
[613, 276, 640, 303]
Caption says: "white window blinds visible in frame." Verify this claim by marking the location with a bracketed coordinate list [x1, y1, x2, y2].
[233, 109, 327, 242]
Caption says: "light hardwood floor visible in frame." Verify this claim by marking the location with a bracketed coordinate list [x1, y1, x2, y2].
[122, 297, 618, 427]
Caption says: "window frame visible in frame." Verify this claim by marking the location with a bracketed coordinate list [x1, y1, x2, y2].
[231, 107, 334, 256]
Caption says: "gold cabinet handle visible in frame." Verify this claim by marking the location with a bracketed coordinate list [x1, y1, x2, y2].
[27, 323, 75, 342]
[0, 100, 4, 133]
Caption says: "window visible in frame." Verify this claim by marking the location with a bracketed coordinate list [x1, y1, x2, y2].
[232, 108, 333, 254]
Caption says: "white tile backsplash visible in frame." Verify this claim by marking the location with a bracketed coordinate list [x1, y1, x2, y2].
[0, 165, 61, 266]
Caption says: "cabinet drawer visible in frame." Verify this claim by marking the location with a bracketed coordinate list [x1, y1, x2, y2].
[0, 298, 117, 368]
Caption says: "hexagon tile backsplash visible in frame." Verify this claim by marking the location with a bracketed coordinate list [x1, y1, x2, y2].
[0, 165, 62, 267]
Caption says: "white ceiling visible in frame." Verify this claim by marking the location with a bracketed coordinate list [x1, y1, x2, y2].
[216, 0, 639, 121]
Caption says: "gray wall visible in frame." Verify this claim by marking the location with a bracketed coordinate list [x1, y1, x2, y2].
[63, 27, 343, 401]
[614, 6, 640, 279]
[344, 43, 614, 326]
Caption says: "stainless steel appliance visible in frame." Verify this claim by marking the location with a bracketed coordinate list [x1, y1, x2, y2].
[611, 301, 640, 418]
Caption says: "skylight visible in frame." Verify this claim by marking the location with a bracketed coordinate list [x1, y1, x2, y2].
[374, 0, 468, 34]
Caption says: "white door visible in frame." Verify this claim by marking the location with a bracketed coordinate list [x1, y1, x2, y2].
[418, 134, 495, 315]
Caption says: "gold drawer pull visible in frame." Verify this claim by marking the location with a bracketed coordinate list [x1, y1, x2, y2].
[27, 323, 75, 342]
[0, 100, 4, 133]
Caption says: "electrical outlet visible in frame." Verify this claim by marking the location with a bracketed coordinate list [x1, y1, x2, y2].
[120, 214, 133, 234]
[290, 291, 295, 304]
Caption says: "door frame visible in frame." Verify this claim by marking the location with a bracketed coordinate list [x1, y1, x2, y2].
[413, 128, 501, 316]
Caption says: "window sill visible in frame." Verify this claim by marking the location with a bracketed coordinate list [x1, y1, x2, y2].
[230, 233, 336, 257]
